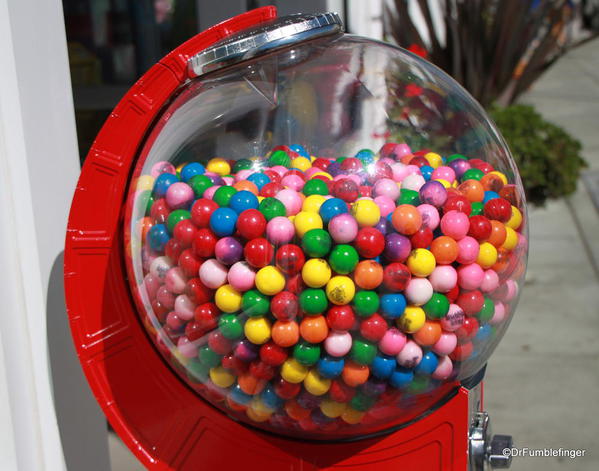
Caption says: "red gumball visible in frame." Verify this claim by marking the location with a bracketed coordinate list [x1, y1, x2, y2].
[333, 178, 359, 202]
[469, 158, 494, 173]
[150, 198, 169, 224]
[208, 330, 233, 355]
[359, 185, 372, 198]
[339, 158, 362, 173]
[443, 195, 472, 215]
[446, 284, 460, 303]
[164, 238, 185, 261]
[326, 305, 356, 331]
[194, 302, 219, 331]
[192, 228, 217, 258]
[468, 215, 492, 241]
[484, 198, 512, 222]
[409, 156, 429, 168]
[236, 209, 267, 240]
[264, 169, 281, 183]
[456, 289, 485, 316]
[383, 262, 411, 292]
[244, 237, 274, 268]
[221, 354, 248, 375]
[274, 378, 301, 399]
[260, 342, 288, 366]
[360, 313, 388, 342]
[410, 226, 434, 249]
[151, 299, 169, 323]
[312, 157, 331, 170]
[275, 244, 305, 275]
[329, 380, 356, 403]
[186, 278, 213, 305]
[173, 219, 197, 247]
[178, 249, 202, 277]
[455, 316, 479, 341]
[354, 227, 385, 258]
[190, 198, 218, 228]
[185, 321, 204, 342]
[260, 182, 284, 198]
[450, 341, 474, 361]
[270, 291, 299, 321]
[285, 274, 305, 295]
[249, 360, 276, 380]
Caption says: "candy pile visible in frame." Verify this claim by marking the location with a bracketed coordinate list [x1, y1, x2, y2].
[128, 143, 526, 433]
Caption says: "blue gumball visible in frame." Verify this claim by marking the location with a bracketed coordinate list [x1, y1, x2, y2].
[210, 207, 238, 236]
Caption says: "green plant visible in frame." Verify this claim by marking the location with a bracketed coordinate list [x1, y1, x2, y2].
[490, 104, 587, 205]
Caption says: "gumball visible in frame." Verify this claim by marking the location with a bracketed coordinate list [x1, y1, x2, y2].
[333, 178, 359, 202]
[244, 317, 272, 345]
[328, 213, 359, 243]
[419, 181, 447, 207]
[281, 358, 309, 383]
[266, 216, 295, 245]
[455, 317, 479, 343]
[430, 236, 458, 265]
[299, 288, 328, 315]
[406, 248, 436, 277]
[275, 244, 305, 275]
[457, 263, 485, 290]
[487, 220, 507, 247]
[147, 224, 170, 251]
[353, 290, 380, 317]
[300, 315, 329, 343]
[214, 236, 243, 265]
[326, 276, 356, 305]
[378, 328, 407, 356]
[293, 341, 321, 366]
[255, 266, 285, 296]
[398, 188, 419, 206]
[405, 278, 433, 306]
[396, 340, 423, 368]
[274, 378, 301, 399]
[227, 261, 255, 292]
[392, 205, 422, 235]
[443, 195, 472, 215]
[441, 304, 465, 332]
[326, 305, 355, 331]
[272, 320, 299, 347]
[302, 258, 332, 288]
[383, 263, 411, 292]
[190, 198, 217, 228]
[165, 267, 186, 294]
[215, 285, 242, 313]
[317, 356, 346, 379]
[302, 194, 327, 213]
[397, 306, 426, 334]
[199, 259, 228, 289]
[481, 269, 500, 293]
[383, 233, 412, 262]
[417, 204, 440, 231]
[324, 331, 353, 357]
[244, 238, 274, 268]
[210, 207, 238, 237]
[351, 199, 381, 227]
[389, 367, 414, 389]
[360, 313, 388, 342]
[440, 210, 469, 240]
[319, 198, 348, 223]
[429, 265, 457, 293]
[380, 294, 406, 320]
[303, 178, 329, 196]
[164, 238, 184, 261]
[402, 173, 425, 192]
[354, 260, 384, 290]
[456, 290, 485, 316]
[410, 227, 433, 249]
[484, 197, 512, 222]
[477, 242, 498, 269]
[506, 205, 523, 230]
[354, 228, 385, 258]
[236, 209, 266, 240]
[414, 351, 439, 375]
[212, 186, 237, 208]
[328, 244, 359, 274]
[413, 321, 442, 346]
[259, 197, 286, 221]
[302, 228, 332, 258]
[259, 342, 288, 366]
[270, 291, 299, 320]
[456, 236, 480, 265]
[423, 292, 450, 319]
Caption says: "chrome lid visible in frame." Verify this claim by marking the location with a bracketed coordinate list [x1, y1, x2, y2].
[188, 12, 343, 78]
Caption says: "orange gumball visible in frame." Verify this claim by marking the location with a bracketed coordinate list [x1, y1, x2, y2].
[342, 361, 370, 387]
[412, 321, 442, 346]
[430, 236, 459, 264]
[238, 373, 267, 395]
[480, 173, 505, 193]
[272, 320, 300, 347]
[137, 216, 153, 241]
[226, 397, 247, 412]
[285, 400, 311, 420]
[354, 260, 384, 289]
[458, 179, 484, 202]
[300, 315, 329, 343]
[392, 204, 422, 235]
[487, 220, 507, 247]
[492, 247, 511, 274]
[233, 180, 259, 195]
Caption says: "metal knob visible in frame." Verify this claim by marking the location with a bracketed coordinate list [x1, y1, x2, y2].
[489, 434, 513, 469]
[469, 412, 513, 470]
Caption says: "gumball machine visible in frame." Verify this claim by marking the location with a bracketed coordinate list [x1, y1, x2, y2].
[64, 7, 527, 471]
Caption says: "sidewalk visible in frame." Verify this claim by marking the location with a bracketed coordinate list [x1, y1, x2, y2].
[484, 38, 599, 471]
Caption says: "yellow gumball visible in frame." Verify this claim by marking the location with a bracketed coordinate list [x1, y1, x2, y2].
[302, 194, 326, 213]
[244, 317, 272, 345]
[397, 306, 426, 333]
[209, 366, 236, 388]
[215, 284, 242, 313]
[206, 157, 231, 176]
[311, 171, 332, 180]
[489, 171, 508, 185]
[281, 358, 309, 383]
[247, 400, 273, 422]
[506, 206, 523, 230]
[424, 152, 443, 168]
[502, 227, 518, 251]
[326, 275, 356, 305]
[407, 248, 437, 277]
[136, 175, 154, 191]
[304, 369, 332, 395]
[255, 266, 286, 295]
[302, 258, 331, 288]
[320, 399, 347, 418]
[341, 408, 365, 425]
[291, 156, 312, 171]
[351, 199, 381, 227]
[294, 211, 323, 238]
[477, 242, 498, 269]
[435, 178, 451, 189]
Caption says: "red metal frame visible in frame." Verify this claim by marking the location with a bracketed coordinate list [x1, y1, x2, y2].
[64, 7, 468, 469]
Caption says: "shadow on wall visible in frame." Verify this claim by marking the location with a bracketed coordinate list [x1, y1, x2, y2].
[46, 252, 111, 471]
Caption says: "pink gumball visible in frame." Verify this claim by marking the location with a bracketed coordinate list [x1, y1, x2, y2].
[203, 185, 220, 200]
[373, 178, 400, 200]
[165, 267, 187, 294]
[150, 256, 173, 280]
[199, 259, 228, 289]
[431, 166, 456, 183]
[391, 162, 409, 182]
[429, 265, 457, 293]
[328, 213, 359, 243]
[441, 210, 470, 240]
[441, 304, 465, 332]
[227, 261, 256, 292]
[396, 340, 422, 368]
[276, 189, 303, 216]
[281, 174, 304, 191]
[457, 236, 480, 264]
[405, 278, 433, 306]
[165, 182, 194, 209]
[432, 356, 454, 380]
[374, 196, 396, 217]
[480, 269, 500, 292]
[178, 336, 199, 358]
[235, 169, 253, 181]
[174, 294, 195, 320]
[166, 311, 185, 330]
[222, 176, 234, 186]
[432, 332, 457, 355]
[457, 263, 485, 290]
[402, 173, 425, 191]
[489, 302, 506, 325]
[270, 165, 288, 177]
[324, 331, 353, 357]
[417, 204, 440, 230]
[151, 161, 175, 178]
[378, 328, 407, 356]
[156, 285, 175, 309]
[266, 216, 295, 245]
[144, 273, 162, 300]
